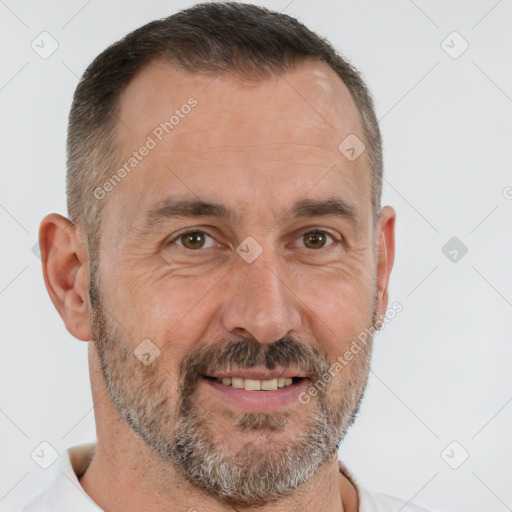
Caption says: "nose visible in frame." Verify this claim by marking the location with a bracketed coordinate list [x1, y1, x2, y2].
[219, 254, 302, 345]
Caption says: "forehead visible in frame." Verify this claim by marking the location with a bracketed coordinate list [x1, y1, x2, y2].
[103, 58, 371, 236]
[117, 58, 362, 148]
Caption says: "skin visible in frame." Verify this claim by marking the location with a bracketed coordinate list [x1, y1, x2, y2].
[40, 59, 395, 512]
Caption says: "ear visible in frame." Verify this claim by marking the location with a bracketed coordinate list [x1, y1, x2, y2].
[39, 213, 93, 341]
[375, 206, 396, 324]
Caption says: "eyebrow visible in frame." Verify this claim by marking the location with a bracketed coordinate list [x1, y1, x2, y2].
[143, 196, 359, 231]
[290, 198, 359, 224]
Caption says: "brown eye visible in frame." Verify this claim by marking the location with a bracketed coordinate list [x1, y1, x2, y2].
[301, 230, 334, 249]
[177, 231, 213, 250]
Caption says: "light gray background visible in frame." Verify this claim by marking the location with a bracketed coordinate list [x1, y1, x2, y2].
[1, 1, 511, 511]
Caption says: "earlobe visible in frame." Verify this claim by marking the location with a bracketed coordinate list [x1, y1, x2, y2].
[375, 206, 396, 323]
[39, 213, 93, 341]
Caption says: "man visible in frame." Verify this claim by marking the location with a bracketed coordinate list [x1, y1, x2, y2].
[24, 2, 431, 511]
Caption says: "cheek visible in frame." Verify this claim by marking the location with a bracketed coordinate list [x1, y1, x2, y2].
[293, 265, 375, 356]
[112, 272, 219, 351]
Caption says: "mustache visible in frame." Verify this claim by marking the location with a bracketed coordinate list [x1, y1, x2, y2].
[178, 335, 331, 393]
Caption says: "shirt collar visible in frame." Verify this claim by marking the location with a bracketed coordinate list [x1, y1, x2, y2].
[25, 443, 103, 511]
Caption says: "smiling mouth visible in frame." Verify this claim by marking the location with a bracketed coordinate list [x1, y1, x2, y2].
[202, 375, 305, 391]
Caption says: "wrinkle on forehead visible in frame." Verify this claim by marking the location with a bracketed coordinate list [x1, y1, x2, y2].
[101, 59, 372, 246]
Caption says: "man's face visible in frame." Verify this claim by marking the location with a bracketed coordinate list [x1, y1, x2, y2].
[91, 60, 382, 506]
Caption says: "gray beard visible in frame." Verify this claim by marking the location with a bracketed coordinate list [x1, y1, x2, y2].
[89, 272, 375, 508]
[166, 387, 352, 507]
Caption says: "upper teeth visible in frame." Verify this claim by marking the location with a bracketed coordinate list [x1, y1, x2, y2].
[217, 377, 294, 390]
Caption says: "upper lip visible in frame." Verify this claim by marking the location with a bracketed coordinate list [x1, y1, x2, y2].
[206, 367, 309, 380]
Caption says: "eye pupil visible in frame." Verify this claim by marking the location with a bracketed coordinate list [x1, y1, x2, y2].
[182, 231, 205, 249]
[304, 231, 326, 249]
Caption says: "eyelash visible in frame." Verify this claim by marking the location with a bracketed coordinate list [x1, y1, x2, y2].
[165, 228, 340, 254]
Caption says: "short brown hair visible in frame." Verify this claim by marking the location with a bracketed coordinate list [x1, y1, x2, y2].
[67, 1, 383, 261]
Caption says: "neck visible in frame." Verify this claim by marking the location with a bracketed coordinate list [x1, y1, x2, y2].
[79, 439, 358, 512]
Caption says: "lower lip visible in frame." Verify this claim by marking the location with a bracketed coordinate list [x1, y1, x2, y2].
[200, 378, 311, 411]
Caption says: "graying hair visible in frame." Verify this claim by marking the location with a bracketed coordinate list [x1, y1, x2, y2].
[67, 1, 383, 264]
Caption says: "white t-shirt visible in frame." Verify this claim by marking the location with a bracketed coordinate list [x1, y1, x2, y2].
[21, 444, 432, 512]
